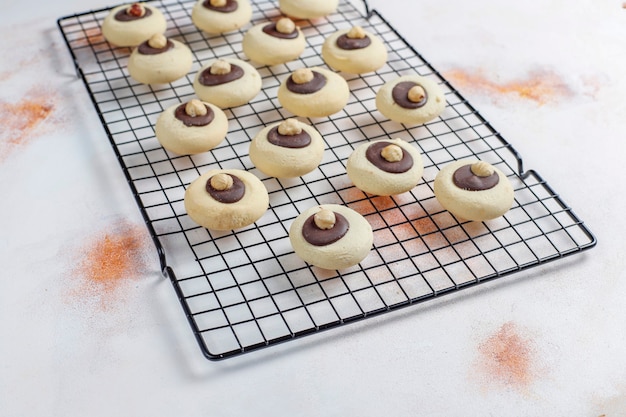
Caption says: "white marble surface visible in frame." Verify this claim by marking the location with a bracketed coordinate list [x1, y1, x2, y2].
[1, 0, 625, 415]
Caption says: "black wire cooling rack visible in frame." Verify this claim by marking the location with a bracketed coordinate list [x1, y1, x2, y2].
[58, 0, 596, 360]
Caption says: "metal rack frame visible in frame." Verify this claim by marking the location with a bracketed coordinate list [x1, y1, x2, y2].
[57, 0, 596, 360]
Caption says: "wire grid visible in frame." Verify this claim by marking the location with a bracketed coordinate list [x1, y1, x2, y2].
[58, 0, 596, 360]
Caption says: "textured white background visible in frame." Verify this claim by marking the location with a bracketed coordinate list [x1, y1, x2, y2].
[1, 0, 625, 415]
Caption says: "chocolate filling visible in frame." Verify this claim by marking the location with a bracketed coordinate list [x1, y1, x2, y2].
[205, 174, 245, 203]
[286, 71, 327, 94]
[365, 141, 413, 174]
[452, 164, 500, 191]
[262, 22, 299, 39]
[174, 103, 215, 127]
[392, 81, 428, 109]
[267, 126, 311, 148]
[336, 33, 371, 50]
[114, 7, 153, 21]
[137, 39, 174, 55]
[201, 0, 238, 12]
[302, 212, 349, 246]
[198, 64, 244, 86]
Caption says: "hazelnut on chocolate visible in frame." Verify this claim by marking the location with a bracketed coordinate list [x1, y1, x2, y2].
[185, 99, 208, 117]
[127, 3, 146, 17]
[381, 144, 403, 163]
[292, 68, 314, 84]
[210, 173, 234, 190]
[314, 209, 336, 230]
[210, 59, 232, 75]
[277, 118, 302, 136]
[147, 33, 168, 49]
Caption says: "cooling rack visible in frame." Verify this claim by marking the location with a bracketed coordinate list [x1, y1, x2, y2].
[57, 0, 596, 360]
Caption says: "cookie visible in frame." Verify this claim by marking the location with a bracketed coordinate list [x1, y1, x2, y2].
[249, 118, 325, 178]
[376, 75, 446, 125]
[242, 18, 306, 66]
[277, 67, 350, 118]
[346, 138, 424, 196]
[154, 99, 228, 155]
[101, 3, 167, 47]
[192, 58, 262, 108]
[184, 169, 269, 230]
[191, 0, 252, 34]
[321, 26, 387, 74]
[433, 160, 515, 222]
[289, 204, 373, 270]
[278, 0, 338, 19]
[127, 34, 193, 84]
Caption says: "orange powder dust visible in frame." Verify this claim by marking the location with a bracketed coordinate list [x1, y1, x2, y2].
[71, 222, 150, 306]
[444, 68, 573, 105]
[0, 90, 56, 161]
[476, 322, 537, 389]
[73, 27, 106, 48]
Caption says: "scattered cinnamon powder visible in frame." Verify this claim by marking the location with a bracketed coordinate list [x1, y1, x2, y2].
[69, 221, 151, 308]
[444, 68, 573, 105]
[476, 322, 538, 389]
[72, 27, 106, 48]
[0, 88, 57, 161]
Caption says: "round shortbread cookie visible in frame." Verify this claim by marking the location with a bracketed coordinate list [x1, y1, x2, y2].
[192, 58, 262, 108]
[102, 3, 167, 47]
[289, 204, 373, 270]
[155, 99, 228, 155]
[376, 75, 446, 125]
[278, 0, 338, 19]
[346, 138, 424, 196]
[184, 169, 269, 230]
[321, 26, 387, 74]
[127, 36, 193, 84]
[277, 67, 350, 118]
[242, 18, 306, 66]
[191, 0, 252, 34]
[249, 119, 325, 178]
[433, 159, 515, 222]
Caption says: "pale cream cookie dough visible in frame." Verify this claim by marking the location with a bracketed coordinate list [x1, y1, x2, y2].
[289, 204, 373, 270]
[249, 119, 324, 178]
[346, 138, 424, 196]
[184, 169, 269, 230]
[433, 159, 515, 222]
[191, 0, 252, 34]
[321, 26, 387, 74]
[376, 74, 446, 125]
[193, 58, 262, 108]
[154, 99, 228, 155]
[242, 17, 306, 66]
[101, 3, 167, 47]
[127, 34, 193, 84]
[277, 67, 350, 118]
[279, 0, 338, 19]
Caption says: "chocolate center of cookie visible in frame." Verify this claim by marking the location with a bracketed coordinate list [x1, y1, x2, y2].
[286, 71, 327, 94]
[365, 141, 413, 174]
[336, 33, 371, 50]
[302, 212, 349, 246]
[202, 0, 238, 12]
[452, 164, 500, 191]
[137, 39, 174, 55]
[392, 81, 428, 109]
[198, 64, 244, 86]
[262, 22, 298, 39]
[114, 7, 153, 21]
[205, 174, 245, 203]
[267, 126, 311, 148]
[174, 103, 215, 127]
